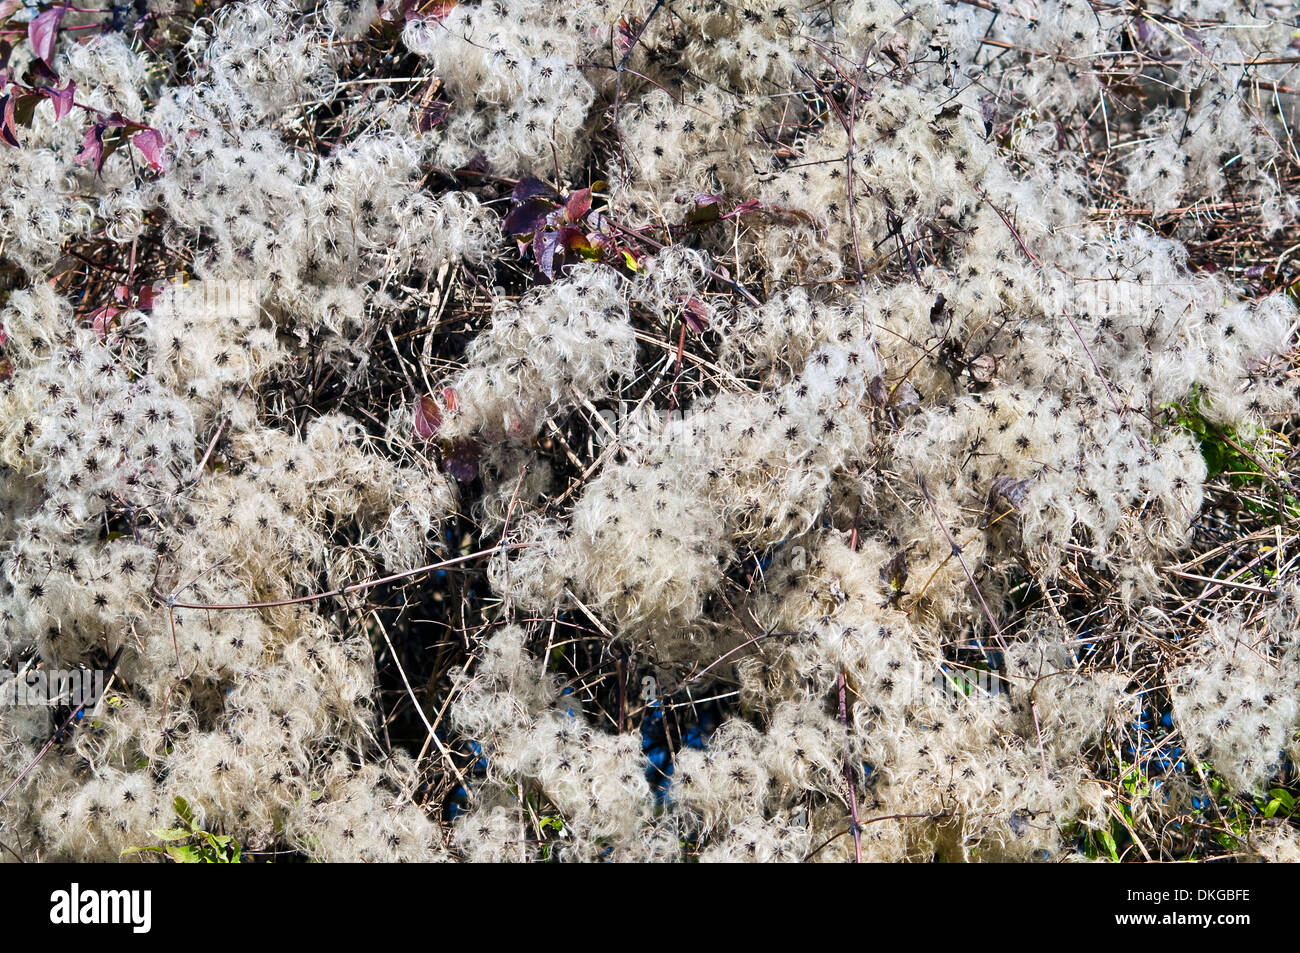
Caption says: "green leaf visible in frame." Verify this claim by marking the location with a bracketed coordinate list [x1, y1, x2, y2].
[166, 844, 202, 863]
[1097, 829, 1119, 862]
[172, 796, 195, 829]
[149, 827, 193, 842]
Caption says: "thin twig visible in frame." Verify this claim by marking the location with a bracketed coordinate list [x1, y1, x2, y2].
[156, 544, 532, 611]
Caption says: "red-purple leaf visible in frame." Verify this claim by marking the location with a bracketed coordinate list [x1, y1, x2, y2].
[0, 96, 19, 147]
[89, 304, 119, 339]
[46, 79, 74, 120]
[414, 395, 443, 440]
[132, 127, 165, 172]
[28, 6, 65, 64]
[555, 224, 592, 252]
[564, 187, 592, 222]
[0, 91, 40, 143]
[406, 0, 457, 21]
[616, 17, 636, 54]
[681, 296, 709, 333]
[557, 225, 598, 262]
[75, 122, 105, 173]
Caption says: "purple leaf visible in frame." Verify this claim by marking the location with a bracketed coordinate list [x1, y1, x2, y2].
[533, 228, 558, 280]
[511, 176, 558, 204]
[416, 100, 448, 132]
[502, 197, 555, 236]
[132, 127, 165, 172]
[1181, 25, 1208, 55]
[586, 230, 615, 258]
[75, 122, 105, 173]
[443, 441, 481, 482]
[28, 6, 65, 64]
[980, 99, 996, 136]
[989, 475, 1028, 512]
[45, 79, 74, 120]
